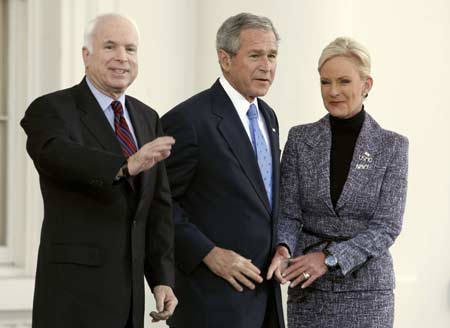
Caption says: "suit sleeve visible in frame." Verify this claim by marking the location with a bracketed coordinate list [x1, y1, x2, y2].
[21, 95, 124, 190]
[328, 135, 409, 275]
[161, 109, 215, 274]
[276, 128, 303, 255]
[144, 116, 175, 289]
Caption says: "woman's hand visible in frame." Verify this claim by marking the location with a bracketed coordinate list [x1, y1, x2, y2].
[281, 251, 328, 288]
[267, 245, 291, 284]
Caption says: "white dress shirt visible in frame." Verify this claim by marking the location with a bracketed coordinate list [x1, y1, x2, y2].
[219, 77, 272, 151]
[86, 77, 139, 147]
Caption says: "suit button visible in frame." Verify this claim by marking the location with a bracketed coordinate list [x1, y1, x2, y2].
[132, 220, 137, 226]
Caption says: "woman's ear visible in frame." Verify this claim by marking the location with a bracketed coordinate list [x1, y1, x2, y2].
[363, 76, 373, 97]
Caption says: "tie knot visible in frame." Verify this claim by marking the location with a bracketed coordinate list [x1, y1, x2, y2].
[247, 103, 258, 121]
[111, 101, 123, 115]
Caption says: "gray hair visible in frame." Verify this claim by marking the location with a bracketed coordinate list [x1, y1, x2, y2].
[318, 37, 371, 78]
[216, 12, 280, 55]
[83, 13, 140, 53]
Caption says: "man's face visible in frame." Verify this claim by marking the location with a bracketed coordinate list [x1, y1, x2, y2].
[220, 29, 278, 102]
[82, 16, 139, 99]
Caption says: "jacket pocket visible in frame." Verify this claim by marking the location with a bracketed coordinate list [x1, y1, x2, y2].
[47, 243, 103, 267]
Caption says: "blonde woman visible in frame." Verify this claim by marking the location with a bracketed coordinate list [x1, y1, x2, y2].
[268, 37, 408, 327]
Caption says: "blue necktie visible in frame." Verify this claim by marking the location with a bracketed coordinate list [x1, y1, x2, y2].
[247, 103, 272, 208]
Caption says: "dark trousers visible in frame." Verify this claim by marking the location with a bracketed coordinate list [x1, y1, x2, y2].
[124, 288, 134, 328]
[170, 296, 279, 328]
[262, 287, 280, 328]
[124, 306, 133, 328]
[170, 283, 280, 328]
[124, 317, 133, 328]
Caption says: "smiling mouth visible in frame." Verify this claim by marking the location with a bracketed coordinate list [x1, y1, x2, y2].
[255, 78, 271, 83]
[110, 68, 129, 74]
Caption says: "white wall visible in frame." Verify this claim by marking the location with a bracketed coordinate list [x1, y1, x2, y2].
[1, 0, 449, 327]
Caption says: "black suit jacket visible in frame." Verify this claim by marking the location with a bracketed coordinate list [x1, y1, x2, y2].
[161, 80, 285, 328]
[21, 78, 174, 328]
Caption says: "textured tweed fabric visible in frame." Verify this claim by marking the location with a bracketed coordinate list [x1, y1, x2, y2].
[277, 112, 408, 327]
[287, 288, 394, 328]
[277, 113, 408, 291]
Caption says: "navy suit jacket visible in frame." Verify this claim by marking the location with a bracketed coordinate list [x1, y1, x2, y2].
[21, 79, 174, 328]
[162, 80, 285, 328]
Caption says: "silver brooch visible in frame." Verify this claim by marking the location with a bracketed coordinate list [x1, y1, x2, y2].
[356, 152, 372, 170]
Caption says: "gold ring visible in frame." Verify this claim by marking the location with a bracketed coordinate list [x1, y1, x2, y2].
[302, 272, 311, 280]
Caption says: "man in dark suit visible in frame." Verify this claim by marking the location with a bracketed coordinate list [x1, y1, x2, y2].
[161, 12, 285, 328]
[21, 14, 177, 328]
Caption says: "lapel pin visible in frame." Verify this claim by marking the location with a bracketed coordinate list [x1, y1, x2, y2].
[357, 151, 373, 168]
[272, 128, 276, 133]
[356, 163, 370, 170]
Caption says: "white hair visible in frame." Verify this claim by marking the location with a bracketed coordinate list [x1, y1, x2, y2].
[83, 13, 140, 53]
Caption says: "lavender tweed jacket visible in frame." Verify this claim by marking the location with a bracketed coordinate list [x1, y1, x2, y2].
[277, 112, 408, 291]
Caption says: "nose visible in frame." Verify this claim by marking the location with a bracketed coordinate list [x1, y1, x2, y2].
[114, 47, 127, 62]
[329, 83, 339, 97]
[258, 56, 271, 72]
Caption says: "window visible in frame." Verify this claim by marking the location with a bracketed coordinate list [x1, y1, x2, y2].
[0, 0, 53, 273]
[0, 0, 31, 268]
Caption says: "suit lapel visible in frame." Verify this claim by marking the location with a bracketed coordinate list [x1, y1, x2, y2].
[211, 82, 271, 214]
[126, 97, 156, 194]
[126, 97, 151, 152]
[258, 99, 280, 216]
[308, 117, 336, 214]
[75, 78, 123, 156]
[335, 114, 382, 211]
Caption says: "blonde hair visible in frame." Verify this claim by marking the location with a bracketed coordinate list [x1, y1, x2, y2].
[318, 37, 371, 78]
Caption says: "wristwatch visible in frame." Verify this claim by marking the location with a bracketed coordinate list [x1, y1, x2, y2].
[322, 249, 338, 268]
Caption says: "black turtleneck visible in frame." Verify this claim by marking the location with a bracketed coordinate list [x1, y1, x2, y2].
[329, 109, 366, 208]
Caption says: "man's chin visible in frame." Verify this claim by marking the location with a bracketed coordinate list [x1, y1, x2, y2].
[253, 88, 271, 98]
[108, 82, 130, 94]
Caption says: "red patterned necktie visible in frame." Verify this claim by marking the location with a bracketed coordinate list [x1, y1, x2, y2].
[111, 101, 138, 157]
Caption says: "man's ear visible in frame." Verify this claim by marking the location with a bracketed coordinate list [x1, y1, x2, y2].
[82, 47, 90, 66]
[218, 49, 232, 72]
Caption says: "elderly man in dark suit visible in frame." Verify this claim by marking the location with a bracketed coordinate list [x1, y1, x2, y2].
[161, 12, 285, 328]
[21, 13, 177, 328]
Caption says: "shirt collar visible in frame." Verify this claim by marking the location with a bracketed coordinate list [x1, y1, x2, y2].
[85, 76, 126, 113]
[219, 76, 259, 119]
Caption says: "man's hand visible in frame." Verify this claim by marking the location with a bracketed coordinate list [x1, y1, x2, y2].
[202, 246, 263, 292]
[266, 245, 290, 284]
[127, 136, 175, 176]
[149, 285, 178, 323]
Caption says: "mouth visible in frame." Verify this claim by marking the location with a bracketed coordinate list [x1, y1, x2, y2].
[110, 68, 129, 74]
[254, 78, 271, 84]
[329, 100, 345, 105]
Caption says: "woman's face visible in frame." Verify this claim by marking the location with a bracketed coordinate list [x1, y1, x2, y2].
[319, 55, 372, 119]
